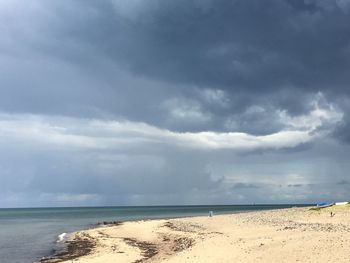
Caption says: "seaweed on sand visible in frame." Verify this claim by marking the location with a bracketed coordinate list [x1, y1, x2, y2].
[39, 234, 96, 263]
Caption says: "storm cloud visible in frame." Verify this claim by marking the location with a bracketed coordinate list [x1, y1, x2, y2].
[0, 0, 350, 207]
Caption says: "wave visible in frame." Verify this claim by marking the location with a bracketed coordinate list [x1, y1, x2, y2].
[57, 232, 67, 243]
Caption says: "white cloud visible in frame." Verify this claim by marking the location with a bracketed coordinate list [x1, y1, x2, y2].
[0, 94, 342, 155]
[245, 105, 266, 114]
[162, 98, 211, 123]
[278, 92, 343, 131]
[0, 111, 331, 153]
[179, 130, 312, 150]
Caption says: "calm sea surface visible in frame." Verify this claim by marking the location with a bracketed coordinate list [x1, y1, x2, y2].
[0, 205, 309, 263]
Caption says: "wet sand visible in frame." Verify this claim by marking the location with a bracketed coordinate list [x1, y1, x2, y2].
[40, 205, 350, 263]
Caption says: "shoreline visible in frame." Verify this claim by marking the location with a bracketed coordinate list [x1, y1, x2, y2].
[38, 205, 350, 262]
[36, 206, 306, 262]
[34, 208, 280, 263]
[38, 221, 123, 263]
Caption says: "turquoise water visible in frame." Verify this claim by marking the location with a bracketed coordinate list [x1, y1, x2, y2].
[0, 205, 308, 263]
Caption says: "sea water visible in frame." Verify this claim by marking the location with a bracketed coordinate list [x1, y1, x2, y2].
[0, 205, 308, 263]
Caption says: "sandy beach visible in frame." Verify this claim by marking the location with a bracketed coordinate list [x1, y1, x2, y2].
[40, 206, 350, 263]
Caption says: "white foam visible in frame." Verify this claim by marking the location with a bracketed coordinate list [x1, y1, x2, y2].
[57, 233, 67, 243]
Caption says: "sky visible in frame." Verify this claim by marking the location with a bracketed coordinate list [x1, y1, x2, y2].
[1, 0, 350, 207]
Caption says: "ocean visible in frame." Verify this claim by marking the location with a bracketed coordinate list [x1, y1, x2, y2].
[0, 205, 308, 263]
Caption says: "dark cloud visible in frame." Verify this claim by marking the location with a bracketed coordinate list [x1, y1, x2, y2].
[333, 98, 350, 143]
[337, 180, 349, 185]
[232, 183, 260, 189]
[1, 0, 350, 133]
[72, 0, 350, 97]
[287, 184, 303, 188]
